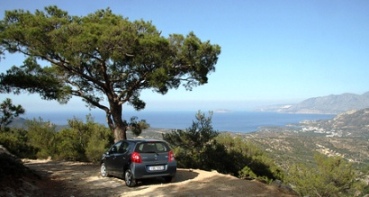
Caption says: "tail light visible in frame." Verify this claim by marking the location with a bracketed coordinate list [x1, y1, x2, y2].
[168, 150, 175, 162]
[131, 152, 142, 163]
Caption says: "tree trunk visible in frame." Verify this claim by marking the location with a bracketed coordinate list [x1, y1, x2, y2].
[108, 101, 127, 142]
[113, 124, 126, 142]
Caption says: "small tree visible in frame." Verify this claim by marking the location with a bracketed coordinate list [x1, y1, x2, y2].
[55, 115, 113, 162]
[163, 112, 282, 180]
[163, 111, 219, 169]
[26, 118, 57, 158]
[286, 153, 359, 197]
[216, 133, 283, 181]
[163, 111, 218, 150]
[0, 98, 25, 130]
[0, 128, 37, 158]
[0, 6, 221, 141]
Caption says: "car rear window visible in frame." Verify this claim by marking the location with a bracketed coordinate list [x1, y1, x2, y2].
[136, 142, 169, 153]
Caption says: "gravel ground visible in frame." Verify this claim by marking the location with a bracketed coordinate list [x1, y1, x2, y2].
[6, 159, 298, 197]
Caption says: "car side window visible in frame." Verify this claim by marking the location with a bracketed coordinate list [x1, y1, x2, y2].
[118, 142, 129, 153]
[110, 141, 122, 153]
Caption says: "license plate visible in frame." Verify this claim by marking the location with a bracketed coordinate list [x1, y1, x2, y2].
[148, 165, 164, 171]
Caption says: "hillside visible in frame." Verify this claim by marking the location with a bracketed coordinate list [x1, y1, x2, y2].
[299, 108, 369, 138]
[243, 108, 369, 170]
[258, 91, 369, 114]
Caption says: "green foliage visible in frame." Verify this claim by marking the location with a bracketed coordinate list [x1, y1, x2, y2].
[0, 6, 221, 141]
[0, 58, 70, 103]
[54, 115, 113, 162]
[26, 118, 58, 158]
[163, 111, 220, 169]
[127, 116, 149, 137]
[286, 153, 362, 197]
[0, 98, 25, 130]
[163, 111, 218, 149]
[239, 166, 257, 180]
[83, 116, 113, 162]
[163, 111, 281, 181]
[0, 128, 37, 158]
[55, 127, 87, 161]
[216, 133, 283, 181]
[0, 114, 113, 162]
[85, 128, 112, 163]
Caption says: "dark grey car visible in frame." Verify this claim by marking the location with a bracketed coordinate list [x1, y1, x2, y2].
[100, 139, 177, 187]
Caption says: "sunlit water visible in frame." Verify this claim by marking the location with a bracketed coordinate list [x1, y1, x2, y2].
[23, 111, 334, 133]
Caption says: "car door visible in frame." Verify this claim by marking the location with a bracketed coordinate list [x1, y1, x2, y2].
[104, 141, 122, 176]
[109, 141, 130, 177]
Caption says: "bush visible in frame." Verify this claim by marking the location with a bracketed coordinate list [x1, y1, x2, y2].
[55, 115, 113, 162]
[85, 122, 113, 162]
[55, 127, 87, 161]
[286, 153, 363, 197]
[239, 166, 257, 180]
[0, 114, 113, 162]
[15, 115, 114, 162]
[216, 133, 283, 181]
[163, 111, 221, 169]
[0, 128, 37, 158]
[163, 111, 282, 181]
[26, 118, 57, 159]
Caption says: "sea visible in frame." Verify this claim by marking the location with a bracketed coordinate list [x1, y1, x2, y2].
[23, 111, 335, 133]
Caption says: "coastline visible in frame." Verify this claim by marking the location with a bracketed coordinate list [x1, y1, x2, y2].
[21, 111, 335, 134]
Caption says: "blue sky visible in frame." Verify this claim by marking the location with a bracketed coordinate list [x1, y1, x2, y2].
[1, 0, 369, 113]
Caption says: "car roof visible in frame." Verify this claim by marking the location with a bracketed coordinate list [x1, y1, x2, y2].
[124, 139, 166, 143]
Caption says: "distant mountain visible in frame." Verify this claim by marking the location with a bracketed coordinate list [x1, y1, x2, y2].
[258, 92, 369, 114]
[7, 117, 68, 131]
[7, 117, 27, 129]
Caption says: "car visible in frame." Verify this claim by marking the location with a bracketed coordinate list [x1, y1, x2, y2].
[100, 139, 177, 187]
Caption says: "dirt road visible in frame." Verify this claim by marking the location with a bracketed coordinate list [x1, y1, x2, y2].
[21, 159, 297, 197]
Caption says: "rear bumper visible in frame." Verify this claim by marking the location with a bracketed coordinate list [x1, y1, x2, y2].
[131, 161, 177, 179]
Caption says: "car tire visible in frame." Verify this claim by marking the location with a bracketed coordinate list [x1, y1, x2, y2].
[163, 176, 173, 183]
[124, 169, 136, 187]
[100, 162, 109, 177]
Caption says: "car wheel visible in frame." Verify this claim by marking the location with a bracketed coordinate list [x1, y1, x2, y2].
[124, 169, 136, 187]
[100, 162, 109, 177]
[163, 176, 173, 183]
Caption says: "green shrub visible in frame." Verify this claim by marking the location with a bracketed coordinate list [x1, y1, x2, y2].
[163, 111, 282, 181]
[85, 123, 113, 162]
[239, 166, 257, 180]
[26, 118, 57, 159]
[163, 111, 220, 170]
[23, 115, 113, 162]
[286, 153, 363, 197]
[55, 115, 113, 162]
[216, 133, 283, 181]
[55, 128, 87, 161]
[1, 113, 113, 162]
[202, 140, 246, 175]
[0, 128, 37, 158]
